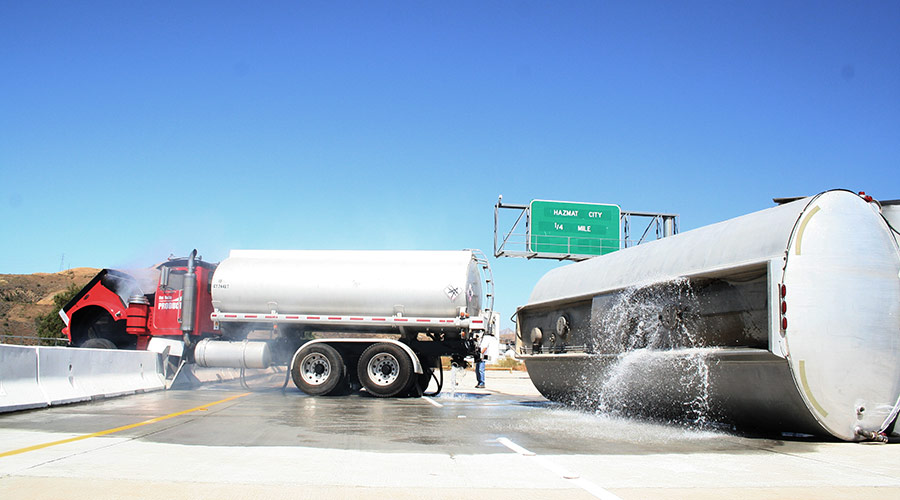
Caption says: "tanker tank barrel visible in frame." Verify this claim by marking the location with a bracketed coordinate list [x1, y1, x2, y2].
[210, 250, 486, 320]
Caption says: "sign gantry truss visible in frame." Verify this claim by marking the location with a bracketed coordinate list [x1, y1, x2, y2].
[493, 196, 679, 261]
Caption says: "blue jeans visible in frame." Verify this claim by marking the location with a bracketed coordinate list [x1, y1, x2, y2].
[476, 361, 486, 385]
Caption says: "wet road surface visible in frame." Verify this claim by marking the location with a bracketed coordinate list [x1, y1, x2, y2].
[2, 370, 899, 499]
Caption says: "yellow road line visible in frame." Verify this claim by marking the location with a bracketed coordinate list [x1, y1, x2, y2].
[0, 392, 251, 459]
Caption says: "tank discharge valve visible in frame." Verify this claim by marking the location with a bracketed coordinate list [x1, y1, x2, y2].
[556, 315, 570, 338]
[531, 327, 543, 350]
[855, 427, 888, 443]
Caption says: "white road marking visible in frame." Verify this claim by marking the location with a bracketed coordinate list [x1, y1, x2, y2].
[496, 437, 624, 500]
[422, 396, 443, 408]
[496, 436, 535, 455]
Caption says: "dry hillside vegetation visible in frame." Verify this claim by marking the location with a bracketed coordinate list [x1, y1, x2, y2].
[0, 268, 98, 345]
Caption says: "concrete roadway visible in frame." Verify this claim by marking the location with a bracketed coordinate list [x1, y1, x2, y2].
[1, 369, 899, 499]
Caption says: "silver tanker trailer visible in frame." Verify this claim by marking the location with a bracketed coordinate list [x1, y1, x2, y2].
[515, 190, 900, 441]
[194, 249, 495, 397]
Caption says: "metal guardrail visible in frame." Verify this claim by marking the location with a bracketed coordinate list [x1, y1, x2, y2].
[0, 334, 69, 346]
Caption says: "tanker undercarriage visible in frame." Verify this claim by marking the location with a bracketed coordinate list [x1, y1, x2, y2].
[203, 322, 480, 398]
[518, 268, 794, 428]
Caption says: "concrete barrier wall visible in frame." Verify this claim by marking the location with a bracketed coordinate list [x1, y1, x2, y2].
[0, 344, 166, 414]
[0, 345, 46, 412]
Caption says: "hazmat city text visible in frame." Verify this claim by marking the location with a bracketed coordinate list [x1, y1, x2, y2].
[552, 209, 605, 218]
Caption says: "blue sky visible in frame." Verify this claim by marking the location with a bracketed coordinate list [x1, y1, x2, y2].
[2, 1, 898, 328]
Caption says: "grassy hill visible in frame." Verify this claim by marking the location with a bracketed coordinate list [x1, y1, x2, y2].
[0, 268, 98, 345]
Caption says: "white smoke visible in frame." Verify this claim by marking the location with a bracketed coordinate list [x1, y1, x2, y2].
[107, 267, 160, 304]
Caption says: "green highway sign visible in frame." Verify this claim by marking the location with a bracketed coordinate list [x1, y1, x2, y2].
[529, 200, 621, 256]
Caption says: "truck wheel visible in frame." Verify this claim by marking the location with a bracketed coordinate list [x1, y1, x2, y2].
[72, 308, 126, 348]
[291, 344, 345, 396]
[80, 338, 117, 349]
[357, 343, 413, 398]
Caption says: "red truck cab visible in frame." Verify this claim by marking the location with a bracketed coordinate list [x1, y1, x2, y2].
[61, 257, 218, 350]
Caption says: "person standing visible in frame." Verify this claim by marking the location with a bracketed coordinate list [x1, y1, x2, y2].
[475, 313, 500, 389]
[475, 352, 486, 389]
[475, 326, 498, 389]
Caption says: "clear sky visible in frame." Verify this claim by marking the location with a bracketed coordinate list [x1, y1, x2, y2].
[2, 1, 898, 328]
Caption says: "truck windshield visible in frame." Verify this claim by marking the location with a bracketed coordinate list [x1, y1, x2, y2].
[161, 270, 185, 291]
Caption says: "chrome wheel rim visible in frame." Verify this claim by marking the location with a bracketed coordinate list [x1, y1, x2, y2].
[300, 353, 331, 385]
[367, 353, 400, 386]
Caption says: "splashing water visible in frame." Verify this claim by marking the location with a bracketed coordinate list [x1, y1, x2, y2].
[448, 364, 466, 398]
[579, 278, 715, 429]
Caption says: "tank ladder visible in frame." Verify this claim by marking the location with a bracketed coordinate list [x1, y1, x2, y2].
[468, 249, 495, 313]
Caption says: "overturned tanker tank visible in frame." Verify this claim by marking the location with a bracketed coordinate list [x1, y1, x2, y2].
[515, 190, 900, 441]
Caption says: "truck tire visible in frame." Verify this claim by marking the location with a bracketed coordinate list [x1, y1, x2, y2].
[72, 308, 127, 348]
[291, 344, 345, 396]
[80, 338, 117, 349]
[357, 343, 413, 398]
